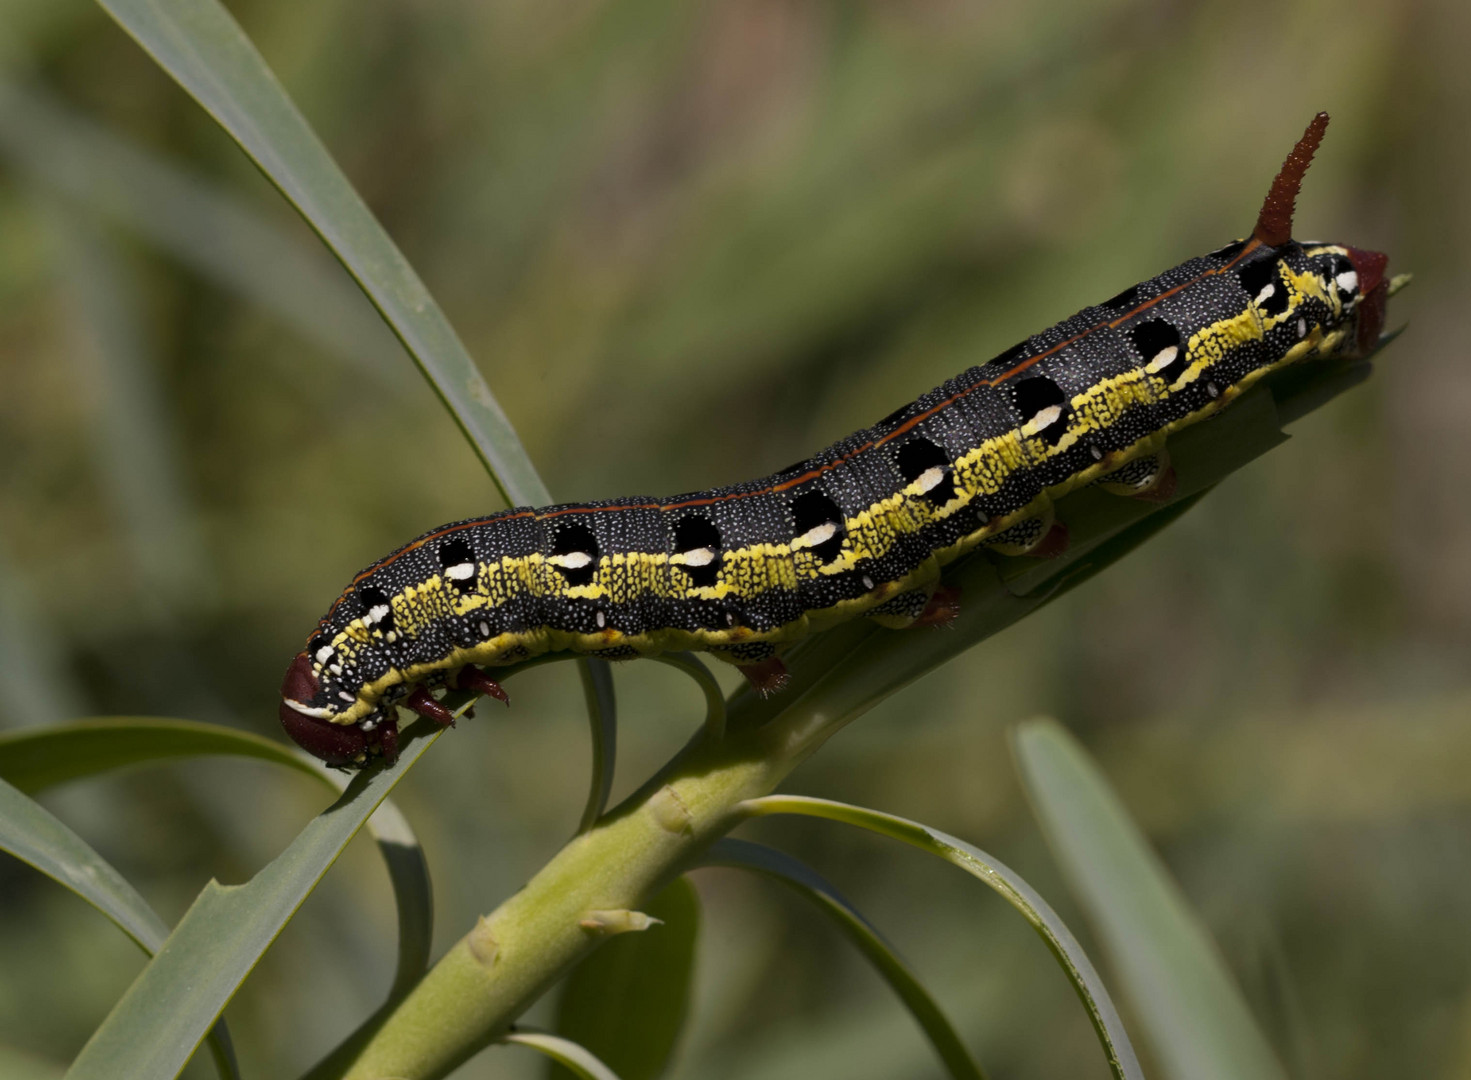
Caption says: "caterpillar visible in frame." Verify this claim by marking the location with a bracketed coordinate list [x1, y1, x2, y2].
[281, 113, 1391, 768]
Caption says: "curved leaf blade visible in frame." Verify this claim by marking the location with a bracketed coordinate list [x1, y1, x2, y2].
[92, 0, 548, 506]
[550, 878, 700, 1080]
[0, 717, 318, 795]
[739, 794, 1144, 1080]
[61, 716, 447, 1080]
[0, 717, 434, 998]
[650, 652, 727, 742]
[504, 1031, 625, 1080]
[0, 776, 240, 1079]
[0, 773, 169, 953]
[1013, 718, 1287, 1080]
[576, 660, 618, 835]
[701, 838, 985, 1080]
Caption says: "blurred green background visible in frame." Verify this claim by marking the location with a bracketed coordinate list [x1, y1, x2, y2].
[1, 0, 1467, 1077]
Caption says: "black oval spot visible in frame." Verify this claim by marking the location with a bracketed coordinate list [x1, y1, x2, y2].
[1103, 284, 1140, 310]
[550, 523, 600, 587]
[357, 585, 395, 631]
[894, 437, 957, 507]
[437, 537, 476, 592]
[984, 340, 1029, 369]
[1127, 319, 1187, 385]
[790, 489, 846, 564]
[672, 514, 722, 588]
[1009, 376, 1068, 445]
[1238, 256, 1289, 316]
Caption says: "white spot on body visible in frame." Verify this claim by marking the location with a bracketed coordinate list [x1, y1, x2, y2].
[1336, 269, 1358, 293]
[1145, 345, 1178, 374]
[385, 631, 397, 644]
[1254, 283, 1276, 305]
[798, 521, 838, 547]
[595, 610, 607, 629]
[1029, 405, 1062, 431]
[479, 620, 492, 637]
[284, 699, 333, 719]
[315, 645, 334, 663]
[915, 466, 946, 493]
[556, 551, 593, 570]
[368, 604, 390, 624]
[329, 664, 343, 676]
[862, 575, 875, 590]
[445, 562, 475, 581]
[1297, 318, 1308, 338]
[338, 691, 356, 703]
[683, 547, 716, 567]
[1089, 445, 1105, 461]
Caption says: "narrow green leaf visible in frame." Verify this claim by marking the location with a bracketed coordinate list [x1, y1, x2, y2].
[739, 795, 1144, 1080]
[505, 1031, 625, 1080]
[60, 716, 446, 1080]
[650, 652, 727, 742]
[92, 0, 549, 507]
[1013, 719, 1288, 1080]
[0, 717, 319, 795]
[576, 659, 618, 835]
[0, 717, 433, 998]
[550, 878, 700, 1080]
[0, 777, 241, 1080]
[0, 774, 169, 951]
[701, 839, 986, 1080]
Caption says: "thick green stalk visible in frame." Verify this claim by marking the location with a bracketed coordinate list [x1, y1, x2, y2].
[342, 704, 825, 1079]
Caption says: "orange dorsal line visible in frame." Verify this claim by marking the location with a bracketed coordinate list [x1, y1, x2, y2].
[1254, 111, 1330, 247]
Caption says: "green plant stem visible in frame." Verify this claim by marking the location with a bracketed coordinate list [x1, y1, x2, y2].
[341, 694, 831, 1080]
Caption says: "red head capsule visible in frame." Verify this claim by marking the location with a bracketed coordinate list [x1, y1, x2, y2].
[279, 652, 369, 767]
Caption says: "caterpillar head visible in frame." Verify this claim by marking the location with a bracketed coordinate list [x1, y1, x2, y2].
[280, 652, 398, 767]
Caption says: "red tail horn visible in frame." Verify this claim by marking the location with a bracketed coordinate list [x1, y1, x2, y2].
[1254, 112, 1329, 247]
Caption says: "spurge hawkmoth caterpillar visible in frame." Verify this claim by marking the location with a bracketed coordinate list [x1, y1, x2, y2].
[281, 113, 1392, 768]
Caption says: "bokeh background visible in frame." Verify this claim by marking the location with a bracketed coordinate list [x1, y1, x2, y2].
[2, 1, 1468, 1077]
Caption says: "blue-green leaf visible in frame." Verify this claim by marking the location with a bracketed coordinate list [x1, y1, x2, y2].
[576, 660, 618, 835]
[91, 0, 548, 506]
[60, 716, 447, 1079]
[0, 716, 434, 1004]
[550, 877, 700, 1080]
[701, 838, 985, 1080]
[650, 653, 727, 742]
[0, 776, 240, 1079]
[739, 794, 1144, 1080]
[1013, 718, 1288, 1080]
[505, 1031, 625, 1080]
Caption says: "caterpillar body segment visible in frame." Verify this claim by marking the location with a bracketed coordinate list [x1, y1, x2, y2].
[281, 113, 1394, 767]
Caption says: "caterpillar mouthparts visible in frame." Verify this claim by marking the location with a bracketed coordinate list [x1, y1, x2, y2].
[279, 651, 373, 767]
